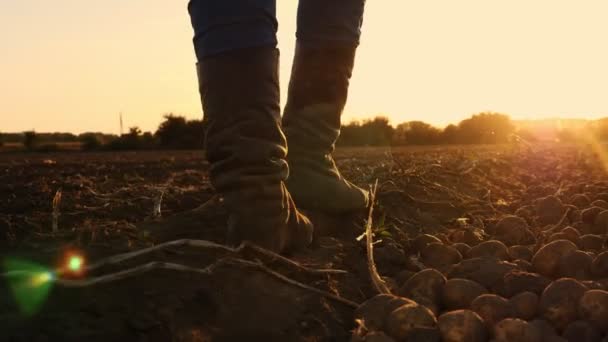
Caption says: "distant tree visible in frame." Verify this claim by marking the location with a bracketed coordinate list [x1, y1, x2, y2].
[141, 131, 157, 148]
[456, 112, 514, 144]
[23, 131, 38, 150]
[155, 114, 204, 149]
[337, 116, 394, 146]
[441, 124, 460, 144]
[393, 121, 442, 145]
[364, 116, 393, 146]
[104, 126, 143, 150]
[0, 132, 4, 147]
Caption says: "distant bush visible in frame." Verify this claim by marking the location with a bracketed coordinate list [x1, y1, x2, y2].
[337, 112, 515, 146]
[104, 127, 157, 151]
[338, 116, 393, 146]
[455, 112, 514, 144]
[394, 121, 442, 145]
[0, 112, 524, 152]
[155, 114, 204, 149]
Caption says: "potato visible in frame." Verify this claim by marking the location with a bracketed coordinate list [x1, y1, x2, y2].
[537, 195, 565, 225]
[591, 199, 608, 209]
[578, 290, 608, 333]
[449, 257, 519, 291]
[557, 250, 593, 280]
[508, 245, 534, 261]
[493, 318, 542, 342]
[591, 252, 608, 278]
[355, 294, 414, 331]
[571, 194, 591, 209]
[579, 235, 604, 252]
[548, 232, 579, 246]
[437, 310, 487, 342]
[413, 234, 443, 252]
[539, 278, 588, 331]
[561, 320, 601, 342]
[442, 278, 488, 310]
[466, 240, 509, 260]
[595, 192, 608, 202]
[452, 243, 471, 256]
[385, 303, 437, 341]
[562, 226, 581, 240]
[531, 240, 579, 277]
[420, 243, 462, 272]
[470, 294, 513, 329]
[581, 207, 603, 225]
[592, 210, 608, 235]
[494, 215, 532, 246]
[503, 270, 551, 297]
[396, 268, 446, 315]
[510, 291, 539, 320]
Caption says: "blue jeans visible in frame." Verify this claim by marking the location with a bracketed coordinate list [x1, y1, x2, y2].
[188, 0, 366, 60]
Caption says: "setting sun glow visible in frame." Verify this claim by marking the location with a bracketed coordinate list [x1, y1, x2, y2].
[1, 1, 607, 133]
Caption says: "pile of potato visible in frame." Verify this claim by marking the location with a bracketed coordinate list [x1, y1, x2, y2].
[352, 194, 608, 342]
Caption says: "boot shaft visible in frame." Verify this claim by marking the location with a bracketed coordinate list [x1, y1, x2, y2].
[195, 47, 313, 252]
[197, 47, 289, 193]
[283, 43, 357, 153]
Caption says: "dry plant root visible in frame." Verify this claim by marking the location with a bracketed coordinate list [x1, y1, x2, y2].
[365, 179, 391, 295]
[2, 239, 358, 308]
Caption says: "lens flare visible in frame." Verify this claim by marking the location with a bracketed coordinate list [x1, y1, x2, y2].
[58, 250, 86, 277]
[68, 256, 83, 272]
[3, 258, 54, 316]
[29, 272, 54, 287]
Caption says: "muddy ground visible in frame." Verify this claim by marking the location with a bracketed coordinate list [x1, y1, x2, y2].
[1, 144, 607, 341]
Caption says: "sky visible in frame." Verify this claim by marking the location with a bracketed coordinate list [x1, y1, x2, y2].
[1, 1, 608, 134]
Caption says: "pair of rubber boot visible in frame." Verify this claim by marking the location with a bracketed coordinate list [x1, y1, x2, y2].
[197, 44, 368, 254]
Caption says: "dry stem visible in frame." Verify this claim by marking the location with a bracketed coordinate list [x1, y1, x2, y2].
[80, 239, 347, 276]
[365, 179, 391, 295]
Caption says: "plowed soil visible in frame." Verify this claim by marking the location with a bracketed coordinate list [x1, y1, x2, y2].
[2, 144, 607, 341]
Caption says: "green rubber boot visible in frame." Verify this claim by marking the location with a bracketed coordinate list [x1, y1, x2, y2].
[197, 47, 313, 253]
[283, 43, 369, 213]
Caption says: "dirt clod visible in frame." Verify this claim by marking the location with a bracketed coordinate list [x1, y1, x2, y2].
[539, 278, 588, 331]
[437, 310, 487, 342]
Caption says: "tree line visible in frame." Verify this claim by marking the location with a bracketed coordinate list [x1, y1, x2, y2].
[337, 112, 516, 146]
[4, 111, 608, 151]
[0, 114, 204, 151]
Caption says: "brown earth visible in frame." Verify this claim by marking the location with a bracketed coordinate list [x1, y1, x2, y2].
[1, 143, 607, 341]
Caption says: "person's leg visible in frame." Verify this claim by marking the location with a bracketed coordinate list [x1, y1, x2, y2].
[188, 0, 278, 58]
[296, 0, 366, 47]
[282, 0, 369, 213]
[188, 0, 313, 253]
